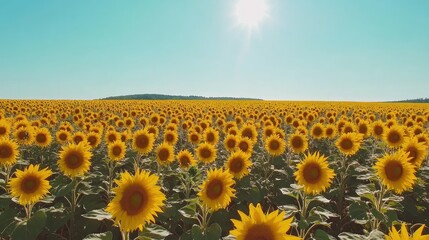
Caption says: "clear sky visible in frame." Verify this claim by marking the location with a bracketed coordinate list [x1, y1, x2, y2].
[1, 0, 428, 101]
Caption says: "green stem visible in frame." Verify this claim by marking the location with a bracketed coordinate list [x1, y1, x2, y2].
[69, 178, 79, 240]
[372, 183, 386, 231]
[25, 203, 34, 220]
[121, 230, 129, 240]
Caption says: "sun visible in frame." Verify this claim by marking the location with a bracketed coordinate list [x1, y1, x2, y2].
[235, 0, 269, 30]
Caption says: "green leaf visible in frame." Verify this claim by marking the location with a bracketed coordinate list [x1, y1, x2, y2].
[81, 209, 112, 221]
[370, 208, 385, 222]
[0, 208, 18, 237]
[312, 195, 331, 204]
[312, 206, 339, 221]
[83, 231, 113, 240]
[178, 202, 198, 219]
[11, 210, 47, 240]
[338, 232, 366, 240]
[42, 207, 71, 232]
[367, 230, 385, 240]
[191, 225, 204, 239]
[314, 229, 336, 240]
[137, 224, 171, 240]
[348, 202, 369, 224]
[206, 223, 222, 240]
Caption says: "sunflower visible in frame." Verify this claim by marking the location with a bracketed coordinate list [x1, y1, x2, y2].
[324, 124, 337, 139]
[14, 127, 34, 145]
[294, 152, 335, 195]
[56, 129, 71, 144]
[203, 127, 220, 145]
[0, 120, 11, 138]
[155, 142, 174, 166]
[402, 137, 428, 168]
[72, 131, 86, 145]
[86, 132, 101, 148]
[8, 164, 52, 206]
[132, 129, 155, 155]
[262, 126, 275, 140]
[385, 223, 429, 240]
[108, 140, 127, 161]
[58, 142, 92, 177]
[224, 134, 238, 152]
[225, 150, 252, 179]
[384, 125, 406, 148]
[357, 120, 370, 138]
[163, 130, 178, 146]
[264, 134, 286, 156]
[198, 168, 235, 211]
[237, 137, 254, 155]
[335, 132, 363, 156]
[371, 120, 386, 140]
[187, 131, 201, 144]
[33, 127, 52, 148]
[310, 123, 325, 140]
[240, 124, 258, 143]
[106, 169, 165, 232]
[230, 203, 300, 240]
[196, 142, 217, 164]
[374, 151, 416, 194]
[105, 130, 121, 144]
[288, 133, 308, 154]
[0, 138, 19, 167]
[176, 149, 196, 169]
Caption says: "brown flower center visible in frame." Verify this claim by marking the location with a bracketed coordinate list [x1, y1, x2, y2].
[303, 163, 321, 184]
[112, 145, 122, 156]
[244, 224, 275, 240]
[385, 161, 403, 181]
[200, 148, 212, 159]
[36, 133, 47, 143]
[158, 148, 170, 161]
[21, 175, 41, 194]
[206, 179, 223, 199]
[0, 144, 12, 158]
[65, 151, 84, 169]
[269, 140, 280, 150]
[291, 136, 303, 149]
[120, 184, 147, 216]
[340, 138, 353, 150]
[229, 157, 244, 173]
[135, 134, 149, 149]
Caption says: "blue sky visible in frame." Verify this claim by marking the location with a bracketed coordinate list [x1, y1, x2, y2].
[1, 0, 428, 101]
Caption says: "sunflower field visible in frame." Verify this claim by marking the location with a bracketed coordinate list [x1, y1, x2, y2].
[0, 100, 429, 240]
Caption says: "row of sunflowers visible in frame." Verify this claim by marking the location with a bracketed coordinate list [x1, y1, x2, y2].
[0, 100, 429, 239]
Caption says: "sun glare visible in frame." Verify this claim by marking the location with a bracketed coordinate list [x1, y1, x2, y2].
[235, 0, 269, 31]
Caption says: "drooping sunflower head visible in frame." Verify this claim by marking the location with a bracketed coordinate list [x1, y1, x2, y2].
[198, 168, 235, 212]
[374, 151, 416, 194]
[176, 149, 196, 169]
[34, 127, 52, 148]
[155, 142, 175, 166]
[72, 131, 86, 145]
[0, 138, 19, 167]
[401, 137, 428, 168]
[230, 203, 301, 240]
[288, 132, 308, 154]
[264, 134, 286, 156]
[385, 223, 429, 240]
[383, 125, 406, 148]
[335, 132, 363, 156]
[8, 164, 52, 205]
[108, 140, 127, 161]
[225, 150, 252, 179]
[106, 169, 166, 232]
[196, 142, 217, 164]
[203, 127, 220, 145]
[310, 123, 325, 140]
[224, 134, 238, 152]
[132, 129, 155, 155]
[294, 152, 335, 195]
[58, 142, 92, 178]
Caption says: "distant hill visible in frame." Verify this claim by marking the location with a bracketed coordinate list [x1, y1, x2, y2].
[101, 94, 262, 101]
[392, 98, 429, 103]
